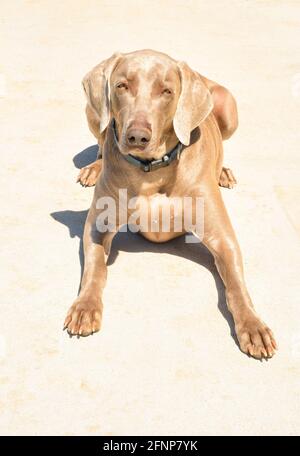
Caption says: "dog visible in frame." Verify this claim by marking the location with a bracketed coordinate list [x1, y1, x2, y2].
[64, 49, 277, 359]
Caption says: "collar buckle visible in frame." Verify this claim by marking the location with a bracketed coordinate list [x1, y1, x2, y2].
[142, 154, 170, 172]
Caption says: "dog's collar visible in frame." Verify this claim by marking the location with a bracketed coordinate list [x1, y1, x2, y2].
[111, 119, 184, 173]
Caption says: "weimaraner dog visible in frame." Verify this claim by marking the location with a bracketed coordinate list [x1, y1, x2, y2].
[64, 49, 277, 359]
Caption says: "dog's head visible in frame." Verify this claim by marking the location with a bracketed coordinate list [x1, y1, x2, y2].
[82, 50, 213, 158]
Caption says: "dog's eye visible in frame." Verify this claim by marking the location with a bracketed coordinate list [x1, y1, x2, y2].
[116, 82, 128, 90]
[162, 88, 172, 95]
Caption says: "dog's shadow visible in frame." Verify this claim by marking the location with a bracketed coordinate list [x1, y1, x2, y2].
[51, 144, 238, 347]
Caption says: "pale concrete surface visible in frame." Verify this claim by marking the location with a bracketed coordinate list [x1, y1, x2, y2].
[0, 0, 300, 436]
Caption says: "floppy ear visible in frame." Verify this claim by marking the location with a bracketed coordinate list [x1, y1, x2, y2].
[173, 61, 213, 146]
[82, 53, 123, 134]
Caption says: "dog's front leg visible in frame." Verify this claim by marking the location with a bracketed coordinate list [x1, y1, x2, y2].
[194, 185, 277, 359]
[64, 200, 117, 336]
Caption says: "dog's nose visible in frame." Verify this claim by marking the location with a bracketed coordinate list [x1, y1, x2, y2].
[126, 128, 151, 148]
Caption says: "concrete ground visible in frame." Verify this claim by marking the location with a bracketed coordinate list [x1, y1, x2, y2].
[0, 0, 300, 436]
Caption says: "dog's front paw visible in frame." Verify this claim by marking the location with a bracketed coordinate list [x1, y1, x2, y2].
[63, 297, 102, 337]
[76, 160, 102, 187]
[235, 311, 277, 359]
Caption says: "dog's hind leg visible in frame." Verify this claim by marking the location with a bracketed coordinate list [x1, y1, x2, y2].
[77, 150, 103, 187]
[77, 104, 105, 186]
[219, 167, 237, 189]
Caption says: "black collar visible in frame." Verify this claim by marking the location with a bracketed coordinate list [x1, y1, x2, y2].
[112, 120, 184, 172]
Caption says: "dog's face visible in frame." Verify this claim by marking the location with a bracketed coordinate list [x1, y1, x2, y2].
[82, 50, 213, 155]
[110, 54, 180, 158]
